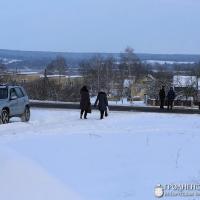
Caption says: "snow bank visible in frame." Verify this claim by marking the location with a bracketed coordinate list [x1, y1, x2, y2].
[0, 146, 82, 200]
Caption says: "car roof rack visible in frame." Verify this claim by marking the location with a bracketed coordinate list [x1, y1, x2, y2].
[0, 83, 9, 87]
[0, 83, 19, 87]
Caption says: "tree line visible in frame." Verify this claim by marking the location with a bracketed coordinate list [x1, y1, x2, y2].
[1, 47, 200, 102]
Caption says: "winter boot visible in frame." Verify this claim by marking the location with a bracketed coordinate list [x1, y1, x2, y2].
[80, 112, 83, 119]
[100, 111, 104, 119]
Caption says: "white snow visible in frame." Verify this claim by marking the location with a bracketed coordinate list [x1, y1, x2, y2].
[0, 146, 81, 200]
[0, 108, 200, 200]
[143, 60, 195, 65]
[39, 75, 83, 78]
[0, 58, 22, 64]
[17, 72, 40, 75]
[91, 97, 147, 107]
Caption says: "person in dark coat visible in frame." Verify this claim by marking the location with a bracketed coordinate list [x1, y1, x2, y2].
[197, 92, 200, 110]
[80, 86, 91, 119]
[167, 87, 175, 110]
[159, 86, 166, 109]
[94, 91, 108, 119]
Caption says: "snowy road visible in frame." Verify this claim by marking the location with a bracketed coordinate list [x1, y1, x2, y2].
[0, 108, 200, 200]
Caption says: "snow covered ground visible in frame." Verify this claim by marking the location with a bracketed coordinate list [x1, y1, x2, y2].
[0, 108, 200, 200]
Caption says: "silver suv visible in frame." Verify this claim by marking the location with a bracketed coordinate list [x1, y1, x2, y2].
[0, 85, 30, 124]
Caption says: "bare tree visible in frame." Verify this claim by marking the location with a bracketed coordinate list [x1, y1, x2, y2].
[119, 47, 147, 79]
[0, 62, 7, 74]
[79, 55, 116, 94]
[146, 71, 173, 99]
[45, 56, 69, 86]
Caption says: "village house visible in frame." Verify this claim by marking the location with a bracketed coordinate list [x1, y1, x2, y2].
[123, 75, 156, 100]
[173, 75, 200, 100]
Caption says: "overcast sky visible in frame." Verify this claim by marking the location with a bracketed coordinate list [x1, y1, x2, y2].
[0, 0, 199, 54]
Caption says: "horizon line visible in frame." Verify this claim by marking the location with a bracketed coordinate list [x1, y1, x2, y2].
[0, 48, 200, 56]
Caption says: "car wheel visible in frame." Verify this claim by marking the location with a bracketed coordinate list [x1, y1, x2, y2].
[1, 110, 10, 124]
[21, 106, 30, 122]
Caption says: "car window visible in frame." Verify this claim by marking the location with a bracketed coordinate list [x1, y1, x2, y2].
[15, 87, 25, 98]
[0, 88, 8, 99]
[10, 88, 18, 98]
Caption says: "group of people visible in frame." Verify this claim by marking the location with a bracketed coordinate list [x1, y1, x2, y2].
[80, 86, 109, 120]
[159, 86, 176, 110]
[80, 85, 176, 118]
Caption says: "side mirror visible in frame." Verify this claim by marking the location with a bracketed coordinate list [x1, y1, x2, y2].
[10, 95, 17, 100]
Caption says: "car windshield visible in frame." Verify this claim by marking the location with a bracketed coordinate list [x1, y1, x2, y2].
[0, 88, 8, 99]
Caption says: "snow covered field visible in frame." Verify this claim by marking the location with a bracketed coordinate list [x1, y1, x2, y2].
[0, 108, 200, 200]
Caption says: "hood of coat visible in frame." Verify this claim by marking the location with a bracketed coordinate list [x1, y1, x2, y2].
[98, 91, 106, 95]
[80, 86, 88, 93]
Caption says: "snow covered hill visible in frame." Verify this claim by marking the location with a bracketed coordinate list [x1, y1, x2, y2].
[1, 49, 200, 71]
[0, 108, 200, 200]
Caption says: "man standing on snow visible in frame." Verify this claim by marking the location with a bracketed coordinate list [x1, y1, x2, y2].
[159, 86, 166, 109]
[167, 87, 175, 110]
[94, 90, 109, 120]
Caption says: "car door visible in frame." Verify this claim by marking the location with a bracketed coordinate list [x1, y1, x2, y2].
[9, 88, 19, 116]
[15, 87, 26, 114]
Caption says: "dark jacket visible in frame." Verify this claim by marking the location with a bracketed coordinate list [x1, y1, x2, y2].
[167, 89, 175, 101]
[159, 89, 166, 100]
[80, 87, 91, 111]
[94, 92, 108, 111]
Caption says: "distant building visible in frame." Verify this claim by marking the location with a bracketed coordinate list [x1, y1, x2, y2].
[130, 75, 156, 99]
[0, 71, 84, 86]
[173, 75, 199, 100]
[0, 71, 41, 83]
[122, 75, 156, 100]
[39, 74, 84, 87]
[173, 75, 198, 89]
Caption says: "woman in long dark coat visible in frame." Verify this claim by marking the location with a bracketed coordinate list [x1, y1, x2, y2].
[94, 91, 108, 119]
[80, 86, 91, 119]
